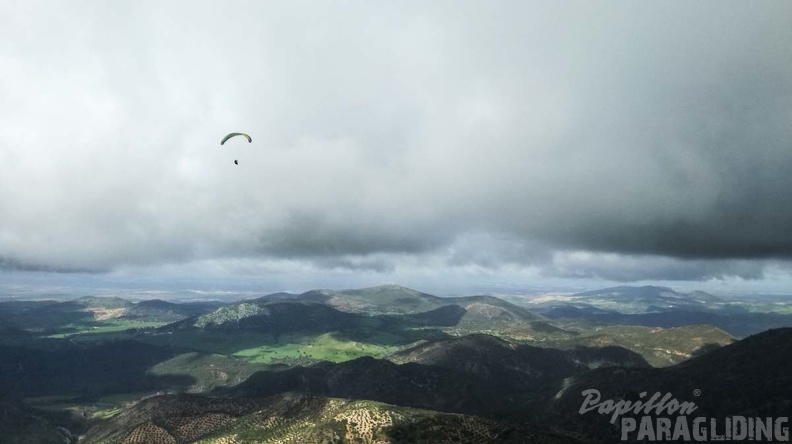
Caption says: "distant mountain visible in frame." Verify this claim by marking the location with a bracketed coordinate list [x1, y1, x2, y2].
[1, 296, 223, 333]
[253, 285, 551, 336]
[171, 301, 363, 333]
[536, 328, 792, 442]
[69, 296, 134, 308]
[525, 285, 726, 317]
[570, 286, 723, 313]
[543, 324, 735, 367]
[125, 299, 223, 322]
[11, 296, 134, 331]
[256, 285, 541, 316]
[441, 295, 545, 329]
[543, 305, 792, 338]
[533, 285, 792, 338]
[80, 392, 579, 444]
[255, 285, 444, 315]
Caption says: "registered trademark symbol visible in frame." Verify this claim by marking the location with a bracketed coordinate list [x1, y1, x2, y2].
[693, 389, 701, 397]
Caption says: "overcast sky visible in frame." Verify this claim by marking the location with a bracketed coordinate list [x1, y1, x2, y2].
[2, 1, 792, 296]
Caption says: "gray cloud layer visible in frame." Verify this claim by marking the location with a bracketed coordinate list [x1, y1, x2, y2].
[1, 1, 791, 282]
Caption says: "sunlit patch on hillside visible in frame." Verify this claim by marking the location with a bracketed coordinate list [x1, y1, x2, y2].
[84, 307, 127, 321]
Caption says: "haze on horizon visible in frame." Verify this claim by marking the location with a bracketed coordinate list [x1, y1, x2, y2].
[2, 1, 792, 296]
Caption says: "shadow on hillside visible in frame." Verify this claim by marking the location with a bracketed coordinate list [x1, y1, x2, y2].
[146, 305, 465, 355]
[0, 340, 196, 401]
[690, 341, 724, 358]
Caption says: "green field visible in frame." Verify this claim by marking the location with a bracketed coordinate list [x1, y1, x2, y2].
[141, 329, 405, 365]
[134, 324, 425, 366]
[45, 320, 168, 338]
[232, 332, 400, 364]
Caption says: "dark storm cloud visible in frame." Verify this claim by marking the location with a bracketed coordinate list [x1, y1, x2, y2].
[255, 210, 453, 258]
[443, 233, 553, 269]
[0, 256, 103, 274]
[520, 68, 792, 260]
[549, 253, 767, 282]
[1, 1, 791, 283]
[309, 256, 397, 273]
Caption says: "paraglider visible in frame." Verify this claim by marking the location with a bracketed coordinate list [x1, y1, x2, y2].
[221, 132, 251, 165]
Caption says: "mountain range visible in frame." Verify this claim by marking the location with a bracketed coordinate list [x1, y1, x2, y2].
[525, 285, 792, 338]
[0, 284, 789, 443]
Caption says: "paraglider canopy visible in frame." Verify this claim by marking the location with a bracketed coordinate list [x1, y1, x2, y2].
[221, 133, 252, 145]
